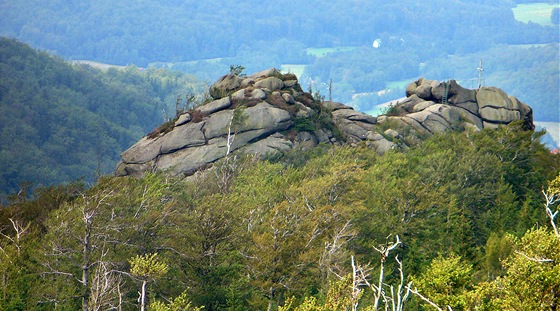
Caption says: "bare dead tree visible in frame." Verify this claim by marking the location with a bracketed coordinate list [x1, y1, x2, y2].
[350, 235, 448, 311]
[215, 107, 247, 193]
[0, 218, 30, 257]
[371, 235, 401, 310]
[320, 220, 355, 280]
[543, 186, 560, 239]
[89, 251, 124, 311]
[41, 189, 115, 311]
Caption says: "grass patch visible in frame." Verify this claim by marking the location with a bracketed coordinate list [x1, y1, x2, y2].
[189, 109, 207, 123]
[231, 97, 261, 109]
[512, 3, 559, 26]
[266, 93, 299, 116]
[306, 46, 359, 57]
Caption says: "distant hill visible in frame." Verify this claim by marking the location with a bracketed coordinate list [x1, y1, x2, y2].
[1, 1, 557, 124]
[0, 38, 203, 200]
[0, 0, 556, 66]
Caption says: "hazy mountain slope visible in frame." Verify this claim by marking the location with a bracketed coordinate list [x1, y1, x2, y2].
[1, 1, 557, 124]
[0, 0, 555, 66]
[0, 38, 202, 200]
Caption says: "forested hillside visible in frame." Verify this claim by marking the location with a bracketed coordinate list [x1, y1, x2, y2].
[0, 0, 555, 66]
[0, 123, 559, 310]
[0, 38, 204, 200]
[1, 0, 558, 122]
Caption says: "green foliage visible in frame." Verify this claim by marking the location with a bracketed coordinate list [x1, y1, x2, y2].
[292, 117, 317, 132]
[0, 122, 558, 310]
[412, 255, 474, 310]
[1, 0, 556, 69]
[381, 102, 403, 116]
[130, 253, 169, 281]
[472, 228, 560, 310]
[229, 65, 246, 76]
[0, 38, 204, 201]
[482, 233, 514, 280]
[151, 292, 203, 311]
[280, 277, 355, 311]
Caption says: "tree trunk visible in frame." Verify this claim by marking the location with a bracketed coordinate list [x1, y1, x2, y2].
[82, 224, 91, 311]
[267, 287, 275, 311]
[140, 280, 147, 311]
[551, 287, 559, 311]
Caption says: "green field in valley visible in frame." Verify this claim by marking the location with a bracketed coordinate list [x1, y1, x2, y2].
[512, 3, 559, 26]
[305, 46, 359, 57]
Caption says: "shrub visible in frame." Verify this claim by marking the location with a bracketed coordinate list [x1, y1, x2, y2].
[292, 117, 316, 132]
[381, 102, 403, 116]
[190, 109, 207, 123]
[147, 119, 175, 139]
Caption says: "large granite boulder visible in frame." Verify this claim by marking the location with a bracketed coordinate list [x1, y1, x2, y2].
[209, 73, 243, 99]
[477, 86, 533, 129]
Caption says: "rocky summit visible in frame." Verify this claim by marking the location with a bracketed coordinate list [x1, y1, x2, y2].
[116, 70, 534, 178]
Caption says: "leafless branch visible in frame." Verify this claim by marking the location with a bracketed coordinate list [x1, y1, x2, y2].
[406, 285, 451, 311]
[515, 251, 554, 263]
[0, 218, 31, 256]
[543, 189, 559, 238]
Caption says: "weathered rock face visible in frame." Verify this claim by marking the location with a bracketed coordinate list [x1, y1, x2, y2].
[117, 68, 375, 177]
[116, 72, 534, 178]
[391, 78, 534, 133]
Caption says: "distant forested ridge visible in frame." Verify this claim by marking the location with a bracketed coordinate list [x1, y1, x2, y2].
[0, 0, 555, 66]
[1, 0, 558, 122]
[0, 38, 203, 200]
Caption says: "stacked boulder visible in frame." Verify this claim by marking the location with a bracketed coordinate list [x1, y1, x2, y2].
[116, 68, 385, 177]
[388, 78, 534, 135]
[116, 71, 534, 178]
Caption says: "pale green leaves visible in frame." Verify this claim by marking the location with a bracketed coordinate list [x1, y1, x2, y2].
[129, 252, 168, 281]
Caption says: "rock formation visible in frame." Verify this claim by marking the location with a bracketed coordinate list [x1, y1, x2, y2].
[116, 71, 534, 178]
[400, 78, 534, 132]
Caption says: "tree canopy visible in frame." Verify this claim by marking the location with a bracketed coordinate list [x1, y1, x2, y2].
[0, 122, 558, 310]
[0, 38, 205, 201]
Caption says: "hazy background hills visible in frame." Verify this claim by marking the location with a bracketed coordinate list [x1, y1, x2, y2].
[0, 0, 558, 198]
[0, 2, 560, 309]
[0, 38, 205, 199]
[1, 0, 558, 116]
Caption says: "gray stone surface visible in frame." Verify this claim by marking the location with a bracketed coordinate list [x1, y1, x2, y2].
[118, 72, 534, 178]
[174, 113, 192, 126]
[197, 97, 231, 115]
[160, 121, 206, 154]
[254, 77, 284, 91]
[209, 74, 243, 99]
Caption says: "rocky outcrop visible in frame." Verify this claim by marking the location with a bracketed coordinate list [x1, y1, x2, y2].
[116, 72, 534, 178]
[390, 78, 534, 133]
[117, 69, 365, 177]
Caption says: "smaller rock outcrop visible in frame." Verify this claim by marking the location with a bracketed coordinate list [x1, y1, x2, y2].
[116, 72, 534, 178]
[388, 78, 534, 134]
